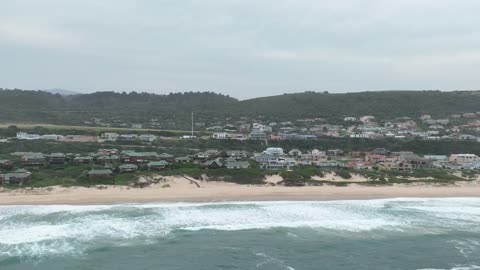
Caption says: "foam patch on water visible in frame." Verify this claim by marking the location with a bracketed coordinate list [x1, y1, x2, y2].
[1, 198, 480, 258]
[418, 266, 480, 270]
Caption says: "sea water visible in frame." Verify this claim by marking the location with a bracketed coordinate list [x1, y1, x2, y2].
[0, 198, 480, 270]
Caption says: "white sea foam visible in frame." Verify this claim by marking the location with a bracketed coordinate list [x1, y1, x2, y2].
[418, 266, 480, 270]
[0, 198, 479, 258]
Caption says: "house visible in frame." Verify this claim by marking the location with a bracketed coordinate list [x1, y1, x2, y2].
[225, 161, 251, 169]
[196, 152, 209, 160]
[202, 158, 224, 169]
[396, 152, 431, 171]
[62, 135, 98, 142]
[226, 150, 248, 159]
[253, 153, 295, 170]
[47, 153, 66, 165]
[121, 151, 159, 163]
[73, 156, 93, 164]
[424, 155, 448, 161]
[360, 115, 375, 123]
[96, 155, 119, 165]
[365, 153, 387, 163]
[0, 160, 14, 169]
[249, 130, 267, 140]
[118, 134, 138, 141]
[213, 132, 229, 140]
[345, 161, 372, 170]
[0, 169, 32, 185]
[229, 133, 249, 141]
[97, 149, 119, 156]
[138, 134, 157, 142]
[261, 157, 296, 170]
[459, 134, 477, 141]
[175, 157, 192, 163]
[21, 153, 45, 166]
[158, 153, 175, 161]
[16, 132, 41, 140]
[119, 164, 138, 173]
[264, 147, 284, 156]
[288, 149, 303, 157]
[299, 150, 328, 165]
[349, 151, 364, 158]
[327, 149, 344, 156]
[377, 153, 430, 172]
[100, 133, 119, 141]
[253, 154, 276, 163]
[205, 149, 221, 157]
[462, 161, 480, 170]
[463, 113, 477, 118]
[147, 160, 169, 170]
[420, 114, 432, 121]
[87, 169, 113, 178]
[317, 160, 343, 168]
[449, 154, 480, 164]
[196, 150, 220, 160]
[371, 148, 389, 155]
[442, 163, 464, 170]
[41, 134, 64, 141]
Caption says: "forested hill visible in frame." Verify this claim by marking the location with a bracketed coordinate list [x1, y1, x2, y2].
[1, 89, 480, 127]
[233, 91, 480, 120]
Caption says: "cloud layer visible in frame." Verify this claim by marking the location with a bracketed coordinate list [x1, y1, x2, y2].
[1, 0, 479, 98]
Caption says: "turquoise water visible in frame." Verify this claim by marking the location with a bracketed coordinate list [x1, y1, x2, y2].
[1, 198, 480, 270]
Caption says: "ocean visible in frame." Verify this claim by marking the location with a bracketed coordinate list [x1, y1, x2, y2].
[0, 198, 480, 270]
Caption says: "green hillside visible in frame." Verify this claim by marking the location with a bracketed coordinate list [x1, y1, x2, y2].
[1, 89, 479, 128]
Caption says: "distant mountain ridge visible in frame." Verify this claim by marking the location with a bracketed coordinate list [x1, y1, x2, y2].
[0, 89, 479, 128]
[44, 89, 82, 96]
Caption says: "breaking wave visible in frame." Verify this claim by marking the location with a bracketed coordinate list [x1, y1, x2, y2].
[1, 198, 480, 258]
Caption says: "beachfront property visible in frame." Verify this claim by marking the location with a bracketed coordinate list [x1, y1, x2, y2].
[121, 151, 161, 163]
[298, 150, 328, 165]
[119, 164, 139, 173]
[47, 153, 66, 165]
[147, 160, 169, 170]
[226, 150, 249, 159]
[202, 158, 224, 169]
[96, 155, 120, 165]
[225, 161, 250, 169]
[0, 169, 32, 185]
[2, 135, 480, 187]
[21, 153, 45, 166]
[0, 160, 14, 169]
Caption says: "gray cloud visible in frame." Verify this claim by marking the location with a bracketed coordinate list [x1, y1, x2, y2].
[1, 0, 480, 99]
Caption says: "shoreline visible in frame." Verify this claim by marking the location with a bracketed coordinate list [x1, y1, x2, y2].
[1, 177, 480, 205]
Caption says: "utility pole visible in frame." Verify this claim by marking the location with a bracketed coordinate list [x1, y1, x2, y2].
[191, 111, 194, 138]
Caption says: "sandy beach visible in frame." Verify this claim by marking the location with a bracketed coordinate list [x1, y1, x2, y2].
[1, 176, 480, 205]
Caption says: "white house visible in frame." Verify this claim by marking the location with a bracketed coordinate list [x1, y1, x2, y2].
[16, 132, 41, 140]
[344, 117, 357, 122]
[100, 133, 119, 141]
[449, 154, 480, 164]
[264, 147, 284, 156]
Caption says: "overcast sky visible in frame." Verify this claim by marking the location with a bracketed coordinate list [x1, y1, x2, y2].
[1, 0, 480, 99]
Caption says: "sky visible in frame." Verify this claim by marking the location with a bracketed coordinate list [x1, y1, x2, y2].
[1, 0, 480, 99]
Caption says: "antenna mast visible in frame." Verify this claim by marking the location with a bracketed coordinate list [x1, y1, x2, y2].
[191, 111, 194, 138]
